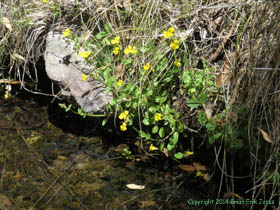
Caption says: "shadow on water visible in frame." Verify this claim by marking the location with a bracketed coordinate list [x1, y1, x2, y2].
[0, 85, 222, 210]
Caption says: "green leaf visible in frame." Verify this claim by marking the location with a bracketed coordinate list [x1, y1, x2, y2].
[139, 130, 151, 140]
[200, 93, 208, 104]
[110, 99, 116, 105]
[167, 144, 174, 151]
[147, 89, 153, 96]
[161, 90, 167, 96]
[59, 103, 66, 109]
[132, 102, 138, 109]
[160, 96, 167, 104]
[102, 119, 107, 126]
[174, 152, 184, 159]
[148, 106, 157, 113]
[214, 132, 222, 139]
[143, 118, 149, 126]
[189, 88, 196, 93]
[104, 23, 111, 33]
[155, 96, 160, 103]
[198, 112, 207, 125]
[160, 142, 165, 151]
[172, 132, 179, 145]
[102, 38, 110, 45]
[65, 104, 72, 112]
[169, 116, 176, 128]
[206, 120, 216, 131]
[177, 122, 184, 133]
[159, 127, 165, 138]
[186, 98, 200, 108]
[96, 31, 106, 39]
[122, 58, 132, 65]
[152, 125, 158, 134]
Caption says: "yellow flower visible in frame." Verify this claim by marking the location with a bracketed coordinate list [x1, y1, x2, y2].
[185, 151, 194, 157]
[149, 144, 158, 151]
[78, 50, 91, 59]
[42, 0, 47, 3]
[111, 36, 120, 45]
[119, 110, 129, 120]
[4, 93, 9, 99]
[163, 27, 175, 38]
[170, 39, 179, 50]
[124, 45, 132, 55]
[234, 193, 243, 200]
[154, 113, 162, 122]
[124, 45, 137, 55]
[63, 28, 70, 37]
[174, 59, 181, 67]
[196, 171, 203, 177]
[117, 79, 123, 87]
[120, 122, 127, 131]
[81, 73, 90, 81]
[131, 46, 137, 54]
[143, 63, 150, 71]
[113, 47, 120, 55]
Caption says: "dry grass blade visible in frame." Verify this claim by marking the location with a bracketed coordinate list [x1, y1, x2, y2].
[178, 164, 196, 172]
[126, 184, 145, 190]
[114, 64, 124, 79]
[193, 162, 207, 171]
[1, 17, 12, 32]
[257, 127, 272, 143]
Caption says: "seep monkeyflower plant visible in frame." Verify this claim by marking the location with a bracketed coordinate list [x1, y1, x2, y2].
[113, 47, 120, 55]
[57, 22, 218, 162]
[163, 27, 175, 38]
[170, 39, 179, 50]
[174, 59, 181, 67]
[117, 79, 123, 87]
[124, 45, 137, 55]
[111, 36, 120, 45]
[81, 73, 90, 81]
[78, 50, 91, 59]
[143, 63, 150, 71]
[63, 28, 70, 37]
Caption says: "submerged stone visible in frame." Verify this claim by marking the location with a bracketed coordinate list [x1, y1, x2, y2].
[44, 31, 112, 113]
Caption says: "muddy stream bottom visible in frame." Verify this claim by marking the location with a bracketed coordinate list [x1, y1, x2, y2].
[0, 94, 218, 210]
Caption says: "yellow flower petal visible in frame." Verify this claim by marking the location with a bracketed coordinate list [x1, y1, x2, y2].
[154, 113, 162, 122]
[196, 171, 203, 177]
[168, 27, 175, 33]
[113, 47, 119, 55]
[234, 193, 243, 200]
[63, 28, 70, 37]
[185, 151, 194, 157]
[81, 73, 90, 81]
[4, 93, 9, 99]
[111, 36, 120, 45]
[78, 50, 91, 58]
[131, 46, 137, 54]
[119, 110, 129, 120]
[124, 48, 130, 55]
[149, 144, 158, 151]
[143, 63, 150, 71]
[174, 59, 181, 67]
[120, 122, 127, 131]
[117, 79, 123, 87]
[163, 31, 173, 39]
[170, 40, 179, 50]
[123, 110, 129, 118]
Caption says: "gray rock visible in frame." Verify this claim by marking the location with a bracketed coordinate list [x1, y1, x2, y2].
[44, 31, 112, 113]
